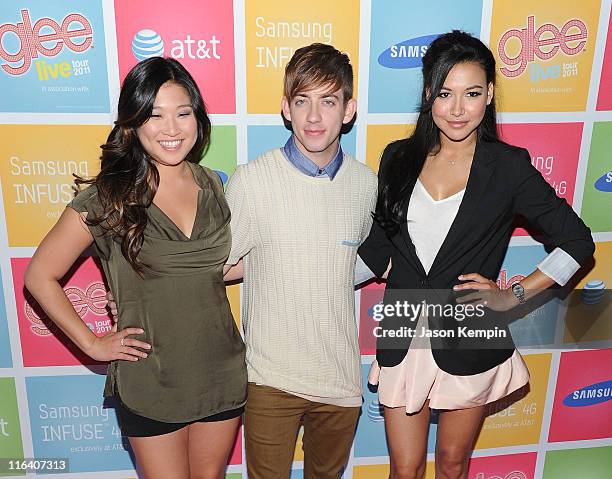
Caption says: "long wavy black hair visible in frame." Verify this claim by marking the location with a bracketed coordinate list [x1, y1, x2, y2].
[375, 31, 500, 236]
[77, 57, 211, 271]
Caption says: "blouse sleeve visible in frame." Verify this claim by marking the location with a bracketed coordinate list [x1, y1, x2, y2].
[513, 148, 595, 270]
[537, 247, 580, 286]
[225, 165, 255, 265]
[66, 185, 112, 260]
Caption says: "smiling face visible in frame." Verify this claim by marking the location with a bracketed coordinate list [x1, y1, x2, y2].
[137, 81, 197, 167]
[281, 84, 356, 167]
[431, 61, 494, 145]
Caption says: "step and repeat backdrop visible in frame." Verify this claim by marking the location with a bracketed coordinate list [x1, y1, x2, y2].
[0, 0, 611, 478]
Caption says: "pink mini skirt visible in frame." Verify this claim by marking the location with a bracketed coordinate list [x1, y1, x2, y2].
[368, 318, 530, 413]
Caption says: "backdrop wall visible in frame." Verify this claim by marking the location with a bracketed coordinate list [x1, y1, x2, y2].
[0, 1, 611, 478]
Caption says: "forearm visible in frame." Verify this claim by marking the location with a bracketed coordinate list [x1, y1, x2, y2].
[522, 268, 555, 295]
[505, 268, 556, 306]
[223, 259, 244, 282]
[24, 274, 97, 354]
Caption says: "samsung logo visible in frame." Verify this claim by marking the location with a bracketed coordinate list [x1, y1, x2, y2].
[214, 170, 228, 185]
[563, 380, 612, 407]
[594, 171, 612, 192]
[378, 34, 440, 69]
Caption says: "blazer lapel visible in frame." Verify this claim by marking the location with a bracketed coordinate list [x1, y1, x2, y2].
[427, 141, 497, 278]
[392, 180, 428, 277]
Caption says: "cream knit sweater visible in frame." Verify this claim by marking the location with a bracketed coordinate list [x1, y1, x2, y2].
[225, 148, 377, 400]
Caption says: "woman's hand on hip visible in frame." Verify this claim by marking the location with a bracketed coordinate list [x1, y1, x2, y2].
[453, 273, 516, 312]
[84, 324, 151, 362]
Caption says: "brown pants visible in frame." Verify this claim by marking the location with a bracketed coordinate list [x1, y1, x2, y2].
[245, 383, 361, 479]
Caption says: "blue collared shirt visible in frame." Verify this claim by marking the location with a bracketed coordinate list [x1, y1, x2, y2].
[281, 135, 343, 180]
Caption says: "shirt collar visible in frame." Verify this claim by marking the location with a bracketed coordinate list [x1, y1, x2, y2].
[281, 135, 343, 180]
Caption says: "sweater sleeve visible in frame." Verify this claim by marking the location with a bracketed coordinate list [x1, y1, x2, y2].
[513, 148, 595, 268]
[225, 165, 255, 265]
[358, 142, 398, 278]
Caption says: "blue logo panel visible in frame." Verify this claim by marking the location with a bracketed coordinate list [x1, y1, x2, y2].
[368, 0, 483, 113]
[26, 375, 134, 473]
[0, 1, 109, 113]
[0, 270, 11, 368]
[247, 125, 356, 163]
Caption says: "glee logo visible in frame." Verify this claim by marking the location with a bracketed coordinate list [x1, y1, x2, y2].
[25, 282, 108, 337]
[498, 15, 587, 78]
[496, 270, 525, 290]
[0, 9, 93, 76]
[475, 473, 527, 479]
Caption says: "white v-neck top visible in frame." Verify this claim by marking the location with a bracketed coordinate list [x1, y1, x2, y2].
[407, 179, 466, 274]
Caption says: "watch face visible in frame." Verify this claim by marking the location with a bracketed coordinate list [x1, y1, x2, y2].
[512, 283, 525, 294]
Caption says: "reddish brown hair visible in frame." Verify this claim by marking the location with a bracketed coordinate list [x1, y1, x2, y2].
[284, 43, 353, 103]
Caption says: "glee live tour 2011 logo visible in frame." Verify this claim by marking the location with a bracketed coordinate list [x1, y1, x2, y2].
[0, 3, 109, 113]
[498, 15, 587, 80]
[490, 0, 600, 112]
[0, 9, 93, 77]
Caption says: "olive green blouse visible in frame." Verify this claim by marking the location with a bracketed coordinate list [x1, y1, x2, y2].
[68, 162, 247, 422]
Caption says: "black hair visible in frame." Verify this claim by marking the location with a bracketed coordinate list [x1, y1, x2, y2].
[76, 57, 211, 271]
[376, 30, 500, 235]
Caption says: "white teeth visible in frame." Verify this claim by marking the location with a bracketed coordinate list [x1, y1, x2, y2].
[159, 140, 181, 147]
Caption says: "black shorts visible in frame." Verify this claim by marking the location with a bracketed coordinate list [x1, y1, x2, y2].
[115, 398, 244, 438]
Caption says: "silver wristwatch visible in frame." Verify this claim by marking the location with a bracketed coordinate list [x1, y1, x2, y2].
[511, 282, 526, 304]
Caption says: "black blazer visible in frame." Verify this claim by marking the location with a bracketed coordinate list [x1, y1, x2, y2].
[359, 139, 595, 375]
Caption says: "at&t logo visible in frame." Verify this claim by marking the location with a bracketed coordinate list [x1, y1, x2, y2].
[0, 9, 93, 76]
[131, 28, 220, 62]
[498, 15, 587, 81]
[132, 29, 164, 60]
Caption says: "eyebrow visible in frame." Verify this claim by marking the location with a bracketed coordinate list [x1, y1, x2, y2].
[152, 104, 193, 109]
[294, 92, 341, 99]
[440, 85, 484, 90]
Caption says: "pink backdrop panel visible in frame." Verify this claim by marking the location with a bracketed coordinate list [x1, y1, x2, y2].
[359, 282, 386, 356]
[467, 452, 537, 479]
[12, 256, 111, 367]
[114, 0, 236, 113]
[597, 11, 612, 110]
[548, 349, 612, 442]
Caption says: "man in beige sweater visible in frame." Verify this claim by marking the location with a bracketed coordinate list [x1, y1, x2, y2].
[224, 44, 377, 478]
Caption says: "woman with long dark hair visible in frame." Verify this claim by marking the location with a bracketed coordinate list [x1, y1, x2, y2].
[359, 31, 594, 479]
[25, 57, 247, 478]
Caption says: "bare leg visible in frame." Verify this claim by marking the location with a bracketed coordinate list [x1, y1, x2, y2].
[384, 401, 431, 479]
[434, 405, 485, 479]
[187, 417, 241, 479]
[128, 428, 190, 479]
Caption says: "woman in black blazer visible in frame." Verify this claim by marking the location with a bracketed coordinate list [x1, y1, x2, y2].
[358, 31, 594, 479]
